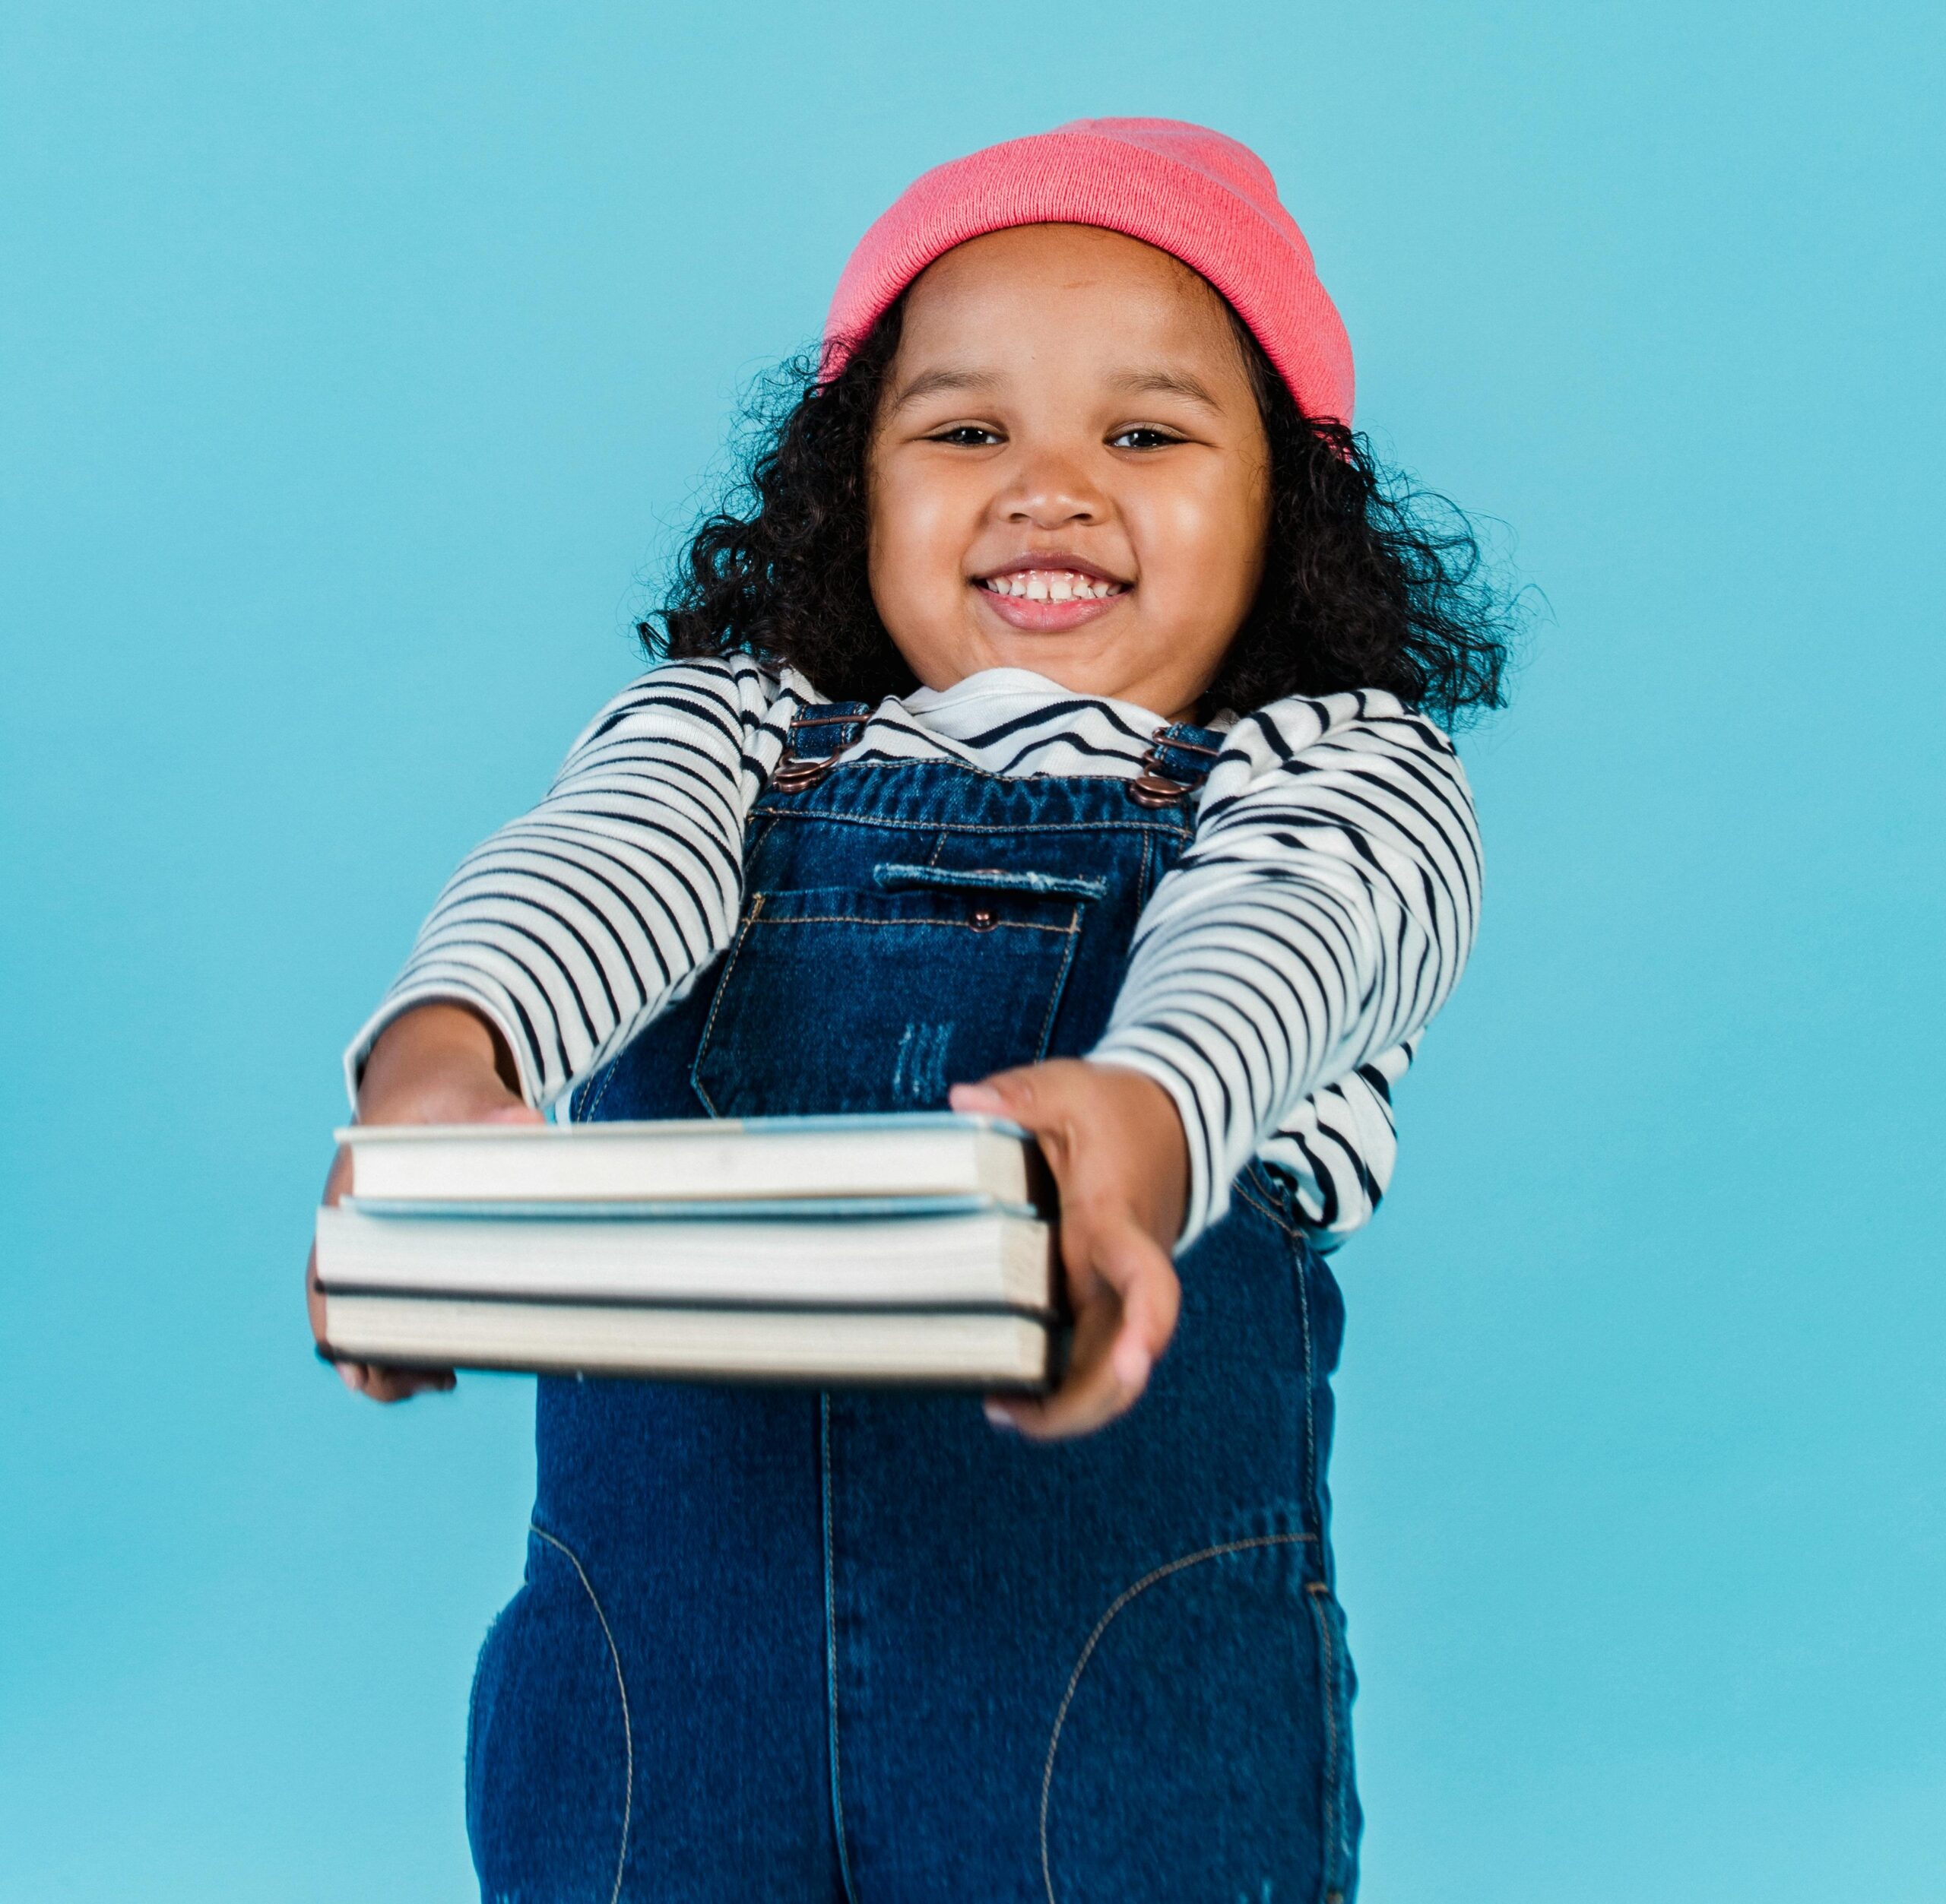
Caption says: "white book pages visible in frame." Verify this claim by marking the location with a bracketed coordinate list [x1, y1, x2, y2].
[322, 1291, 1054, 1390]
[314, 1205, 1056, 1311]
[337, 1114, 1038, 1207]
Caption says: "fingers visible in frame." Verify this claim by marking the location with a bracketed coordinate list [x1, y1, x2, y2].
[948, 1071, 1049, 1138]
[947, 1082, 1009, 1117]
[365, 1364, 458, 1402]
[310, 1138, 475, 1403]
[314, 1251, 455, 1404]
[988, 1215, 1180, 1443]
[952, 1061, 1187, 1247]
[1105, 1225, 1180, 1390]
[334, 1358, 457, 1402]
[988, 1300, 1124, 1440]
[312, 1015, 541, 1402]
[956, 1060, 1187, 1442]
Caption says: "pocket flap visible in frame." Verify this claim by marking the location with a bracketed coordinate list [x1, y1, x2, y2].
[873, 863, 1108, 901]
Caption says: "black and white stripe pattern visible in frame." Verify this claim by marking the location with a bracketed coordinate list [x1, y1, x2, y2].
[347, 657, 1482, 1245]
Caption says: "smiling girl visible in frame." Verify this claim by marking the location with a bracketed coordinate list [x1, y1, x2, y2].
[317, 120, 1513, 1901]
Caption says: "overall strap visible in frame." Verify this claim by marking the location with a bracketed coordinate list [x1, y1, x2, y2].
[1127, 721, 1227, 809]
[769, 699, 1226, 804]
[769, 700, 873, 793]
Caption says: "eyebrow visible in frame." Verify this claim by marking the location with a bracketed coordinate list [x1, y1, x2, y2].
[885, 363, 1228, 415]
[885, 366, 1003, 412]
[1105, 367, 1224, 410]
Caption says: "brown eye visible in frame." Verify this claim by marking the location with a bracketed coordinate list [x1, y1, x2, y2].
[931, 425, 1003, 447]
[1108, 426, 1183, 451]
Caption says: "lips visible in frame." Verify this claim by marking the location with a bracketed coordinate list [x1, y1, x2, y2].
[970, 554, 1132, 632]
[971, 562, 1130, 632]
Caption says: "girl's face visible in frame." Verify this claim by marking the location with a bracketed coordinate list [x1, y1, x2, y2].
[867, 223, 1273, 721]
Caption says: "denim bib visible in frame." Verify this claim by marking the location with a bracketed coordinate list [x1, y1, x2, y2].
[464, 708, 1363, 1904]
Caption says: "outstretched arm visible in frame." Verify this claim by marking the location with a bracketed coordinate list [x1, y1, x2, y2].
[1089, 689, 1482, 1244]
[341, 655, 800, 1114]
[311, 1001, 544, 1400]
[958, 690, 1482, 1440]
[315, 656, 800, 1399]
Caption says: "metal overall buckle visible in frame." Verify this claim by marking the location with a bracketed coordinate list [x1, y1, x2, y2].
[769, 711, 867, 794]
[769, 753, 830, 793]
[1127, 727, 1220, 808]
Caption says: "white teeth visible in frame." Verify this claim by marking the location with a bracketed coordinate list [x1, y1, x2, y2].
[983, 569, 1124, 600]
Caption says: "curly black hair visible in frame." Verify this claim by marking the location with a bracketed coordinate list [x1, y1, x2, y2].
[644, 296, 1519, 724]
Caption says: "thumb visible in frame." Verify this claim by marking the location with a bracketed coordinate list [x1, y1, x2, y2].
[949, 1066, 1047, 1129]
[948, 1082, 1009, 1117]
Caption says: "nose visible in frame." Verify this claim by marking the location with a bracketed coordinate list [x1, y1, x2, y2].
[994, 444, 1107, 531]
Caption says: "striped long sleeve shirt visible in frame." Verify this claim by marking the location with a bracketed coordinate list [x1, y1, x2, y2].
[345, 657, 1482, 1246]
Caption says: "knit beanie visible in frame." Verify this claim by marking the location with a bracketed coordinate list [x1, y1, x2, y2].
[824, 117, 1355, 426]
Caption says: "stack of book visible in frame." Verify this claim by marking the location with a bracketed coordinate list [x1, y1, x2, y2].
[312, 1114, 1060, 1391]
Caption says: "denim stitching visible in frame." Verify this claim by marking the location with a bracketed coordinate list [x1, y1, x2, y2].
[1033, 904, 1085, 1059]
[1306, 1582, 1348, 1904]
[581, 1056, 619, 1123]
[767, 754, 1111, 789]
[527, 1522, 633, 1904]
[758, 810, 1192, 842]
[1038, 1532, 1317, 1904]
[579, 1019, 633, 1122]
[1292, 1230, 1320, 1531]
[1234, 1172, 1307, 1242]
[1232, 1173, 1326, 1525]
[743, 913, 1081, 936]
[689, 895, 765, 1117]
[754, 800, 1191, 841]
[1242, 1174, 1347, 1897]
[820, 1395, 860, 1904]
[744, 813, 780, 863]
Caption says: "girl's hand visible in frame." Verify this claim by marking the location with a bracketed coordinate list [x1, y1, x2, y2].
[949, 1060, 1187, 1441]
[307, 1002, 544, 1402]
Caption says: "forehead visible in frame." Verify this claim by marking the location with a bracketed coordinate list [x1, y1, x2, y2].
[897, 223, 1241, 367]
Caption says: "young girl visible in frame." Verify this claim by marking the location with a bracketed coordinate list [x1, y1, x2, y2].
[313, 119, 1509, 1902]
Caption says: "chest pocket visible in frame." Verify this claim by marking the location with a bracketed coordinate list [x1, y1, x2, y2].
[690, 863, 1107, 1118]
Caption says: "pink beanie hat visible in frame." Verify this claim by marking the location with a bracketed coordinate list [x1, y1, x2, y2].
[824, 117, 1355, 426]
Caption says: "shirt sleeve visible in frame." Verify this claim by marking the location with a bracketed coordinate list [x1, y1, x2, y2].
[1087, 690, 1483, 1245]
[342, 655, 798, 1112]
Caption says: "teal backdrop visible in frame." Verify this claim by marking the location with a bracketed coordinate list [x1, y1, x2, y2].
[4, 4, 1941, 1897]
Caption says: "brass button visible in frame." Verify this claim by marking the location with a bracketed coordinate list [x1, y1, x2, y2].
[1128, 771, 1187, 808]
[970, 908, 997, 931]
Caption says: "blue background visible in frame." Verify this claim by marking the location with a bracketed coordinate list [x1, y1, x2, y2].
[4, 3, 1941, 1896]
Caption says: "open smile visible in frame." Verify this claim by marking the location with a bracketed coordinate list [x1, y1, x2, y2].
[971, 559, 1130, 632]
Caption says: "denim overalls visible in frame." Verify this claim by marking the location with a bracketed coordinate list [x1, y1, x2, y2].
[464, 705, 1361, 1904]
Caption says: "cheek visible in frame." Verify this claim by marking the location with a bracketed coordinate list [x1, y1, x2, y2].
[1128, 480, 1265, 617]
[872, 496, 966, 624]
